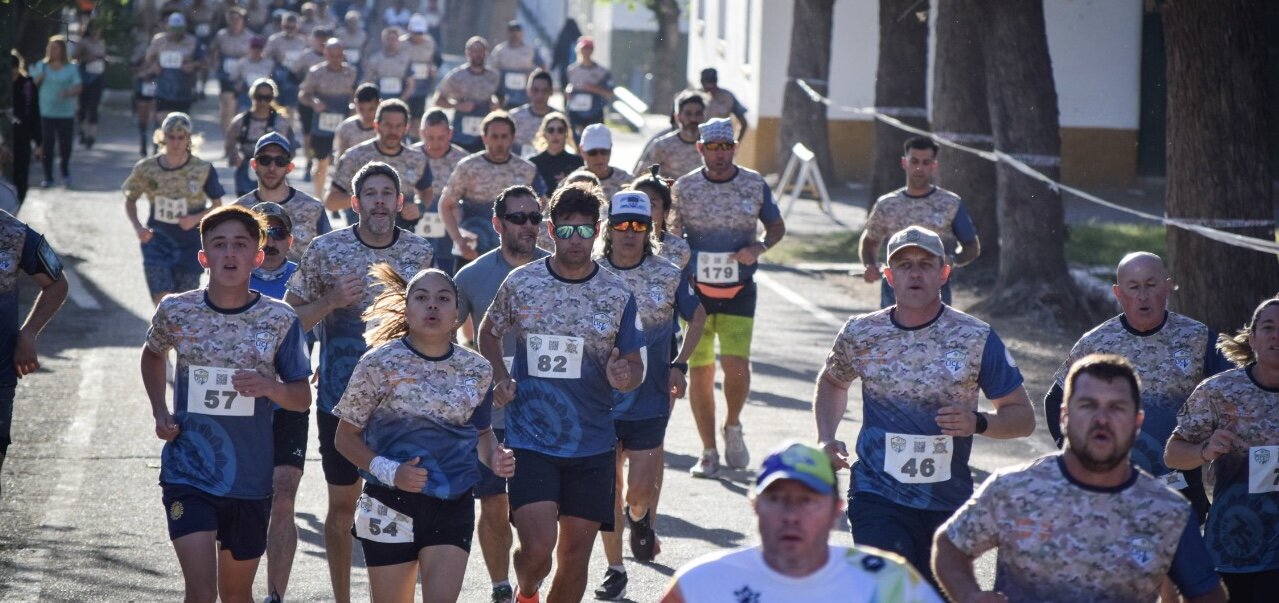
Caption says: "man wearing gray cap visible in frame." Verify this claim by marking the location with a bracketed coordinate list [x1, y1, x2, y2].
[813, 225, 1034, 586]
[671, 116, 785, 479]
[698, 67, 749, 142]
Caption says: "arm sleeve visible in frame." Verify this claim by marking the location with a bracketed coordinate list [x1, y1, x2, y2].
[330, 152, 353, 194]
[822, 318, 862, 388]
[951, 202, 978, 243]
[978, 330, 1025, 399]
[1172, 385, 1217, 444]
[466, 363, 494, 429]
[942, 473, 1002, 556]
[674, 272, 701, 321]
[758, 183, 781, 223]
[331, 356, 379, 427]
[316, 211, 332, 236]
[20, 227, 63, 280]
[203, 165, 226, 199]
[484, 279, 514, 338]
[145, 300, 175, 354]
[1044, 382, 1065, 448]
[614, 295, 644, 355]
[1167, 508, 1223, 598]
[415, 159, 432, 192]
[273, 317, 313, 382]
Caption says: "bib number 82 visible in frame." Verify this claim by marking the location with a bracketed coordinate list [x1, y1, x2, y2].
[900, 457, 936, 479]
[537, 355, 568, 374]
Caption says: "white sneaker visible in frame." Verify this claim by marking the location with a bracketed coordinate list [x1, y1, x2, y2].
[690, 450, 720, 479]
[723, 425, 749, 469]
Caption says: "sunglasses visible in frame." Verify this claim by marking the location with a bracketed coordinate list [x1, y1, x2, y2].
[584, 149, 611, 157]
[503, 211, 543, 226]
[253, 94, 275, 102]
[254, 155, 290, 167]
[553, 223, 597, 239]
[610, 220, 649, 233]
[545, 126, 567, 134]
[702, 142, 735, 151]
[266, 226, 289, 241]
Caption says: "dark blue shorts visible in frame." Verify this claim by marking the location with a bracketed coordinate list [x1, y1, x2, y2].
[161, 483, 271, 560]
[0, 386, 14, 454]
[317, 410, 360, 486]
[847, 491, 952, 585]
[273, 408, 309, 470]
[141, 229, 202, 297]
[508, 448, 615, 531]
[615, 415, 669, 452]
[354, 483, 476, 566]
[473, 428, 507, 498]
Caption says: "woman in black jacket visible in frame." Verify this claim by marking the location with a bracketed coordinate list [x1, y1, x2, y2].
[10, 50, 43, 206]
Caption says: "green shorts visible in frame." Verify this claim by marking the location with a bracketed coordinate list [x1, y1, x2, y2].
[689, 314, 755, 367]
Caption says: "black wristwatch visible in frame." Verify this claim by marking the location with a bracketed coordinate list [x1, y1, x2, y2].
[670, 361, 689, 373]
[973, 411, 988, 435]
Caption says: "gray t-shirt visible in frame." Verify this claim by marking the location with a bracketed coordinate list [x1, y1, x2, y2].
[455, 246, 549, 429]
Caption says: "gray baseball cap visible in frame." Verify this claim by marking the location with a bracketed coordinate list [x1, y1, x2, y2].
[886, 226, 945, 261]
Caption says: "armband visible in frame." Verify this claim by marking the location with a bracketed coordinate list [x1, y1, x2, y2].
[369, 455, 400, 486]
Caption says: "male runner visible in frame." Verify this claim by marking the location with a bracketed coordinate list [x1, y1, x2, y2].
[298, 37, 357, 199]
[508, 70, 556, 155]
[413, 109, 470, 274]
[328, 99, 429, 229]
[434, 36, 501, 152]
[698, 68, 749, 141]
[234, 132, 330, 263]
[364, 27, 414, 101]
[333, 83, 380, 162]
[577, 124, 632, 202]
[489, 21, 544, 109]
[402, 15, 440, 130]
[210, 6, 253, 133]
[634, 90, 706, 179]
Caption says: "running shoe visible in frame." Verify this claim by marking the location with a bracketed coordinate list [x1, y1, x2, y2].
[723, 424, 749, 470]
[626, 505, 656, 561]
[690, 450, 720, 479]
[592, 568, 627, 601]
[491, 584, 513, 603]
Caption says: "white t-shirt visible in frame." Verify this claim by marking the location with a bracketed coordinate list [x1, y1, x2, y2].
[670, 545, 943, 602]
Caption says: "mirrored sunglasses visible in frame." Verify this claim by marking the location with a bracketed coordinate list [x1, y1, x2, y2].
[553, 223, 598, 239]
[610, 220, 649, 233]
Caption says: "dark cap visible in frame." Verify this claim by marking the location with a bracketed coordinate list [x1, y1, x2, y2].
[254, 132, 293, 157]
[755, 441, 836, 496]
[507, 20, 522, 30]
[252, 201, 292, 232]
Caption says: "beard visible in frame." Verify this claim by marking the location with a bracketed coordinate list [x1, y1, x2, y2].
[1066, 427, 1131, 473]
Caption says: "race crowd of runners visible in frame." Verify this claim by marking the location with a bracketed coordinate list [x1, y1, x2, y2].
[3, 1, 1279, 602]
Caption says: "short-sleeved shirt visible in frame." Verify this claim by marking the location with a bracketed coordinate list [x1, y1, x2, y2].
[509, 104, 553, 150]
[288, 226, 435, 413]
[823, 305, 1024, 511]
[300, 63, 358, 130]
[363, 49, 413, 98]
[291, 49, 325, 79]
[122, 155, 226, 271]
[334, 116, 376, 158]
[635, 130, 702, 180]
[671, 166, 781, 286]
[671, 545, 943, 603]
[417, 144, 469, 205]
[943, 454, 1221, 601]
[331, 139, 432, 203]
[488, 42, 540, 71]
[1173, 366, 1279, 572]
[437, 64, 501, 105]
[250, 261, 297, 300]
[400, 36, 438, 98]
[703, 87, 748, 120]
[228, 110, 292, 159]
[234, 187, 331, 262]
[599, 255, 700, 420]
[30, 61, 83, 118]
[264, 32, 308, 72]
[596, 167, 634, 203]
[443, 152, 543, 218]
[657, 231, 691, 270]
[229, 56, 274, 90]
[566, 62, 610, 102]
[333, 340, 492, 499]
[1052, 312, 1227, 480]
[863, 186, 978, 259]
[145, 290, 311, 498]
[0, 212, 62, 387]
[336, 29, 368, 65]
[484, 258, 643, 457]
[212, 29, 252, 79]
[146, 34, 197, 102]
[455, 247, 550, 429]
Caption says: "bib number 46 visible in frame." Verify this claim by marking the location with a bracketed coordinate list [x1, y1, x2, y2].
[899, 457, 937, 479]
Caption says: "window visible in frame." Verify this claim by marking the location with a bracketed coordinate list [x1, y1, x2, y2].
[718, 0, 728, 41]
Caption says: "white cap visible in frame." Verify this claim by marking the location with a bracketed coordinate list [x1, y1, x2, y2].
[167, 12, 187, 28]
[580, 124, 613, 152]
[610, 191, 652, 223]
[408, 14, 428, 33]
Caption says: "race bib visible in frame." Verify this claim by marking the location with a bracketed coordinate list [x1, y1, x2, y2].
[461, 115, 483, 137]
[195, 24, 211, 37]
[411, 62, 431, 80]
[568, 92, 593, 112]
[85, 60, 105, 75]
[1158, 471, 1188, 491]
[504, 71, 527, 90]
[525, 334, 583, 379]
[883, 433, 953, 484]
[141, 80, 158, 96]
[222, 57, 238, 74]
[415, 211, 445, 238]
[696, 252, 739, 284]
[379, 77, 402, 95]
[154, 196, 188, 224]
[354, 493, 414, 543]
[343, 49, 361, 64]
[284, 50, 302, 64]
[185, 365, 254, 417]
[1248, 445, 1279, 494]
[159, 50, 183, 69]
[317, 112, 344, 132]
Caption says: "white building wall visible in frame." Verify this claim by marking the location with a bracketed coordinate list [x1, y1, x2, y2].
[1044, 0, 1142, 129]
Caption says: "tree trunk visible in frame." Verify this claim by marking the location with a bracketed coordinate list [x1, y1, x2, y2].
[1163, 0, 1279, 333]
[931, 0, 997, 270]
[649, 0, 682, 115]
[778, 0, 839, 187]
[975, 0, 1094, 329]
[868, 0, 930, 202]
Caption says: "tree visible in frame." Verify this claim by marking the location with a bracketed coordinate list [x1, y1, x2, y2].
[778, 0, 838, 187]
[868, 0, 930, 203]
[1162, 0, 1279, 333]
[975, 0, 1094, 327]
[931, 0, 997, 269]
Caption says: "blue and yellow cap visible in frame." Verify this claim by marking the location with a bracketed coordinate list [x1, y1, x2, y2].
[755, 441, 836, 496]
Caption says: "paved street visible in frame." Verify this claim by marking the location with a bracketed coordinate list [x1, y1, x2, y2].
[0, 90, 1057, 601]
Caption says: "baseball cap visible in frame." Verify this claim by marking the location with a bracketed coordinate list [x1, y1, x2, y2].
[408, 14, 428, 33]
[167, 12, 186, 28]
[580, 124, 612, 152]
[507, 20, 523, 30]
[577, 36, 594, 50]
[755, 441, 836, 496]
[698, 117, 734, 144]
[886, 226, 946, 262]
[700, 67, 718, 82]
[254, 132, 293, 157]
[252, 201, 293, 233]
[161, 112, 193, 134]
[609, 191, 651, 224]
[249, 35, 266, 48]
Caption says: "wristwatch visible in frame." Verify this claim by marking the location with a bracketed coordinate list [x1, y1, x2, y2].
[670, 361, 689, 373]
[973, 411, 988, 435]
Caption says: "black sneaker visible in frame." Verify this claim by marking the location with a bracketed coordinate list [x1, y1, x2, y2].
[592, 568, 627, 601]
[626, 505, 656, 562]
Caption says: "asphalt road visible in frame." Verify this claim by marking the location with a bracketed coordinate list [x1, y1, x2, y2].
[0, 90, 1056, 602]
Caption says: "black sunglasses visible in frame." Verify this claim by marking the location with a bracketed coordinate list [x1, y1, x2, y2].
[545, 126, 567, 134]
[503, 211, 543, 226]
[266, 226, 289, 241]
[585, 149, 610, 157]
[253, 94, 275, 102]
[254, 155, 290, 167]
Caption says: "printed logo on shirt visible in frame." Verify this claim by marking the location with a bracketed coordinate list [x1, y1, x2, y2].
[1129, 536, 1157, 571]
[944, 349, 965, 376]
[1173, 348, 1192, 372]
[254, 331, 274, 356]
[733, 586, 760, 603]
[592, 312, 610, 334]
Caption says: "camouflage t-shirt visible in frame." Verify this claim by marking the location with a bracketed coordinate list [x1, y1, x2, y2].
[264, 32, 308, 72]
[363, 49, 413, 98]
[671, 166, 780, 285]
[400, 36, 438, 98]
[566, 62, 610, 116]
[509, 104, 553, 150]
[334, 117, 377, 158]
[291, 49, 325, 79]
[227, 110, 293, 159]
[146, 33, 197, 102]
[300, 63, 357, 136]
[635, 130, 702, 180]
[944, 454, 1218, 602]
[333, 339, 492, 499]
[597, 167, 634, 204]
[704, 88, 747, 120]
[485, 258, 643, 457]
[1174, 367, 1279, 572]
[234, 186, 331, 263]
[823, 306, 1024, 511]
[336, 29, 368, 66]
[656, 231, 691, 270]
[437, 64, 502, 105]
[146, 290, 311, 498]
[288, 226, 435, 413]
[0, 212, 61, 387]
[331, 139, 432, 203]
[488, 42, 540, 71]
[122, 155, 225, 234]
[863, 186, 977, 258]
[442, 152, 542, 219]
[211, 29, 252, 78]
[228, 56, 274, 91]
[599, 255, 700, 420]
[1052, 312, 1221, 483]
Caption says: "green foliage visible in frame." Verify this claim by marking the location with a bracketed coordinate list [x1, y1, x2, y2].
[1063, 222, 1166, 268]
